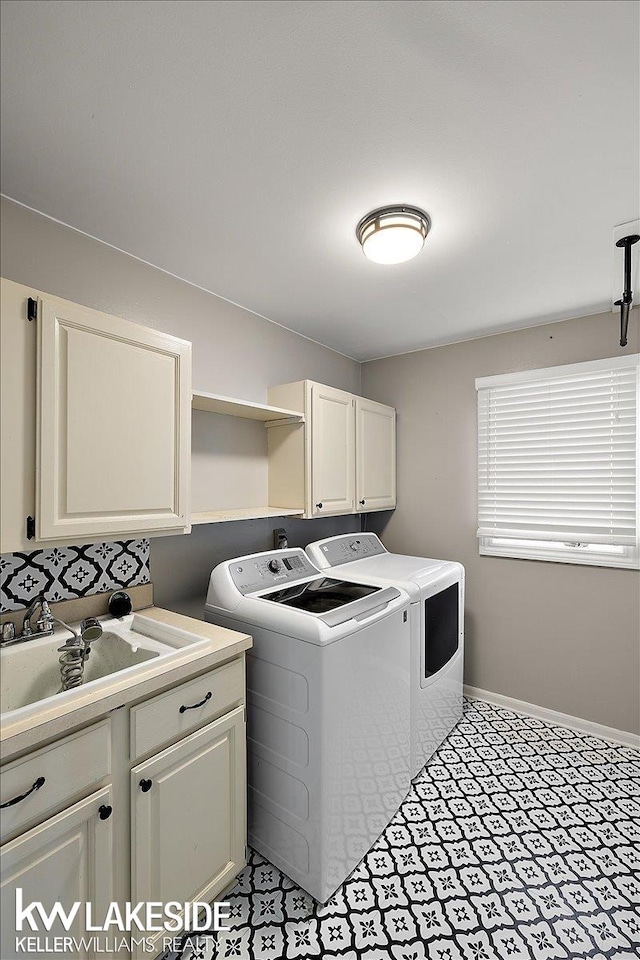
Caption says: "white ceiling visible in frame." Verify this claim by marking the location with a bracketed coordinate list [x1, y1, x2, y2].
[1, 0, 638, 360]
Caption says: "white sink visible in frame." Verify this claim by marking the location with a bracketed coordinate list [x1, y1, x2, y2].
[0, 613, 210, 730]
[1, 632, 160, 714]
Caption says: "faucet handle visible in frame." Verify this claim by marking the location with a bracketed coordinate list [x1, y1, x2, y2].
[36, 600, 54, 634]
[1, 622, 16, 644]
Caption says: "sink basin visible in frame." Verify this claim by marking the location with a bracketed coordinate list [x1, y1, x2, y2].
[0, 632, 159, 714]
[0, 613, 210, 728]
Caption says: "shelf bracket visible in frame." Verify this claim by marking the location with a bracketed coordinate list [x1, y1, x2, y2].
[264, 416, 305, 428]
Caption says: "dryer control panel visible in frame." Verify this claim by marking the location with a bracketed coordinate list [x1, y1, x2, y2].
[230, 549, 318, 594]
[316, 533, 387, 567]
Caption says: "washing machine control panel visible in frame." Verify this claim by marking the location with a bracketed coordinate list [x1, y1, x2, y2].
[230, 550, 318, 594]
[319, 534, 387, 566]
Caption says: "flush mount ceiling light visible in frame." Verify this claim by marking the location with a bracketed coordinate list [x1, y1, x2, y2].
[356, 205, 431, 264]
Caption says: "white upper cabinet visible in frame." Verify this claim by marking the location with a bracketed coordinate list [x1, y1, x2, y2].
[268, 380, 396, 519]
[355, 396, 396, 512]
[37, 295, 191, 540]
[310, 383, 355, 516]
[0, 279, 191, 549]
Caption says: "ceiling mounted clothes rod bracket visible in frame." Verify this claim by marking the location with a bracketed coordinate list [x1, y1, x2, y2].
[614, 233, 640, 347]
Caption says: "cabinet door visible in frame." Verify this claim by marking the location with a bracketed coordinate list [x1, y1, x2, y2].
[37, 294, 191, 541]
[0, 788, 114, 960]
[310, 383, 355, 516]
[355, 397, 396, 511]
[131, 707, 246, 958]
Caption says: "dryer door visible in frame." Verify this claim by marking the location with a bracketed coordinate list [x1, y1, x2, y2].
[423, 583, 459, 682]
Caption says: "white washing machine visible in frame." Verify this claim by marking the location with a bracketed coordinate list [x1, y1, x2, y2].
[205, 547, 411, 903]
[306, 533, 464, 779]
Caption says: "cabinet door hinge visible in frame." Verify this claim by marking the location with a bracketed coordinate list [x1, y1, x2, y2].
[26, 516, 36, 539]
[27, 297, 38, 322]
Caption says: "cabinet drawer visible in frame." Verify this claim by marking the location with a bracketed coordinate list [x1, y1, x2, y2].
[130, 658, 244, 760]
[0, 720, 111, 843]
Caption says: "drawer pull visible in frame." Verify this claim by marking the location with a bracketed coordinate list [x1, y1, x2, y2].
[0, 776, 45, 809]
[179, 691, 212, 714]
[98, 804, 113, 820]
[139, 779, 153, 792]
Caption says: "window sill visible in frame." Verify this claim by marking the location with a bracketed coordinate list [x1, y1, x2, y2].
[479, 540, 639, 570]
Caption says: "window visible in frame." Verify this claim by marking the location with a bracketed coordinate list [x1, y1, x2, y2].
[476, 355, 639, 569]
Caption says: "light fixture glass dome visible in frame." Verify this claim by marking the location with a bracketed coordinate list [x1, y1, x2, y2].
[356, 205, 431, 264]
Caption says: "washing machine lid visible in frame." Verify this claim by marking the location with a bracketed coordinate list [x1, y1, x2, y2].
[328, 555, 451, 598]
[259, 576, 379, 612]
[256, 576, 401, 627]
[306, 534, 455, 599]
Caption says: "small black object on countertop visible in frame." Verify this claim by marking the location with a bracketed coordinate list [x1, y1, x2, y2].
[108, 591, 133, 618]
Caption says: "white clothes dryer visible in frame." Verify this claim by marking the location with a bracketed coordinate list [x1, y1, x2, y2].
[205, 547, 412, 903]
[306, 533, 464, 778]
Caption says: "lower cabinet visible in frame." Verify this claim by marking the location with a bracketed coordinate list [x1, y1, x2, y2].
[0, 787, 114, 960]
[0, 654, 247, 960]
[131, 707, 246, 959]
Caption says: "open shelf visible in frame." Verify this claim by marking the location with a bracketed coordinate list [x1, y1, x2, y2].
[192, 390, 304, 424]
[191, 507, 305, 525]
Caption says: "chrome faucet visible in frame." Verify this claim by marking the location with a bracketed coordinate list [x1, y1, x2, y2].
[0, 595, 106, 693]
[22, 596, 55, 638]
[0, 594, 55, 646]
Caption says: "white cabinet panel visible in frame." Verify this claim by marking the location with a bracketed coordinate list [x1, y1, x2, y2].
[310, 384, 355, 516]
[0, 279, 192, 548]
[64, 329, 175, 513]
[37, 295, 191, 540]
[131, 706, 246, 958]
[1, 279, 38, 552]
[0, 788, 114, 960]
[355, 397, 396, 511]
[0, 720, 110, 844]
[129, 659, 245, 760]
[268, 380, 396, 519]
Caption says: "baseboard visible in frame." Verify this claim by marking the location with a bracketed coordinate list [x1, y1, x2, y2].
[463, 684, 640, 750]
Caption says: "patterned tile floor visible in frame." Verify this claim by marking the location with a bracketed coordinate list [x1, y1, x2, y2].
[170, 698, 640, 960]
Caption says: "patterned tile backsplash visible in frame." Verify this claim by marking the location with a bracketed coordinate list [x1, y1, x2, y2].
[0, 539, 150, 613]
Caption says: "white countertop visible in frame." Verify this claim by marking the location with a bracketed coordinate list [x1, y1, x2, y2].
[0, 606, 252, 761]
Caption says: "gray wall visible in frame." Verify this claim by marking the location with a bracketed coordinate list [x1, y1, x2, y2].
[0, 197, 362, 612]
[2, 197, 638, 732]
[362, 309, 640, 736]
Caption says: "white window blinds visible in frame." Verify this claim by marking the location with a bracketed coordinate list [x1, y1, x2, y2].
[476, 355, 640, 547]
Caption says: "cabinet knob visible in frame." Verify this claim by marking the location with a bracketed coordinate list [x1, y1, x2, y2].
[139, 778, 153, 793]
[359, 499, 366, 505]
[316, 502, 323, 509]
[98, 804, 113, 820]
